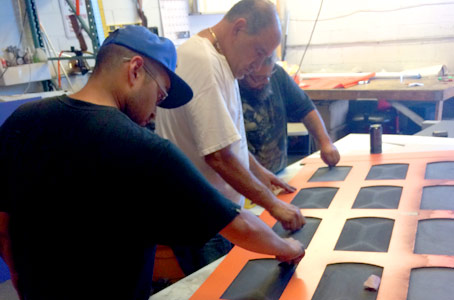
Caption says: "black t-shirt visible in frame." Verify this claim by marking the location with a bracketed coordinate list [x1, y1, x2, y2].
[241, 64, 315, 173]
[0, 96, 240, 300]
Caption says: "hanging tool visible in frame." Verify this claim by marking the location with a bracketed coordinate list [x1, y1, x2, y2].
[136, 0, 148, 28]
[67, 14, 90, 75]
[69, 14, 88, 52]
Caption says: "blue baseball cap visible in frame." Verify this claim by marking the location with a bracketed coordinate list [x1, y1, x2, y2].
[101, 25, 193, 109]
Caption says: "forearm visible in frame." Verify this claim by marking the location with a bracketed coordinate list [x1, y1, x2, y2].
[302, 109, 332, 147]
[206, 147, 306, 231]
[205, 148, 278, 210]
[248, 152, 262, 178]
[302, 109, 340, 166]
[249, 152, 296, 194]
[220, 209, 303, 259]
[248, 152, 273, 190]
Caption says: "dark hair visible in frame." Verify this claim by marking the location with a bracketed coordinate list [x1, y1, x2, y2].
[224, 0, 278, 35]
[92, 44, 137, 76]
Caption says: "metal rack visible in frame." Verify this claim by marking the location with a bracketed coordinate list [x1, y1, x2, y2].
[23, 0, 101, 90]
[24, 0, 52, 90]
[63, 0, 101, 54]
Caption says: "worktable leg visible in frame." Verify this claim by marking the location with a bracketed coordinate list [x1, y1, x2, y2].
[435, 101, 444, 120]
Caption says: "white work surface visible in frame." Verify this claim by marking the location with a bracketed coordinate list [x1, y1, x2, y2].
[149, 133, 454, 300]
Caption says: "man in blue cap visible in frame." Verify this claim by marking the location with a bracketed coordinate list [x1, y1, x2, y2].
[0, 26, 304, 300]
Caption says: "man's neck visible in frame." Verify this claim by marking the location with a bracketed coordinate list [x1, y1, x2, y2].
[199, 23, 227, 54]
[70, 79, 121, 109]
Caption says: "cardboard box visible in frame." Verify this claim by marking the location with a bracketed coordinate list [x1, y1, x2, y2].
[314, 100, 349, 130]
[328, 123, 349, 142]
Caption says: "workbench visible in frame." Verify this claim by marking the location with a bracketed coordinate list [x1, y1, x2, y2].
[415, 120, 454, 138]
[303, 77, 454, 123]
[149, 133, 454, 300]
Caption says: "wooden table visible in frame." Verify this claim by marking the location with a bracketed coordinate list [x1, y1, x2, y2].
[415, 120, 454, 137]
[303, 77, 454, 122]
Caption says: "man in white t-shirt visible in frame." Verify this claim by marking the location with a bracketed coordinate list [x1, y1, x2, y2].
[155, 0, 305, 274]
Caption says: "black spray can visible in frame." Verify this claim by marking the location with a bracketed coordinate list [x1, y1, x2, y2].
[370, 124, 382, 154]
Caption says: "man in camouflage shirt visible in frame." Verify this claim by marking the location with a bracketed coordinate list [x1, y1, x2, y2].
[239, 54, 340, 173]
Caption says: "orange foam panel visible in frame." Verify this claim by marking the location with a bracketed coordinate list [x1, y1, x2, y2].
[190, 151, 454, 300]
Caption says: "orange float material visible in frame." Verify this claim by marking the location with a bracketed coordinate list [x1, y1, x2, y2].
[190, 151, 454, 300]
[297, 73, 376, 89]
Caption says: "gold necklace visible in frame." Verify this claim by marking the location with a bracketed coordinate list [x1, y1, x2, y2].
[208, 27, 222, 54]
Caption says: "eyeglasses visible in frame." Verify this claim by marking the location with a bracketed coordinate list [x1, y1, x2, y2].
[247, 67, 276, 84]
[123, 57, 168, 105]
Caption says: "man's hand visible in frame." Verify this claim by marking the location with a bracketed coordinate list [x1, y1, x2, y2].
[302, 110, 341, 167]
[255, 163, 296, 194]
[269, 200, 306, 231]
[320, 143, 340, 167]
[220, 210, 305, 266]
[276, 238, 305, 264]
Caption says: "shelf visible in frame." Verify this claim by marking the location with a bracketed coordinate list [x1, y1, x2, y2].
[0, 63, 51, 86]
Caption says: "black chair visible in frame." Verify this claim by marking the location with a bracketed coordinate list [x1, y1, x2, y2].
[347, 100, 398, 134]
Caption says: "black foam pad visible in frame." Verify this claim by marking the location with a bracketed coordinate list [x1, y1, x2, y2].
[352, 186, 402, 209]
[272, 217, 321, 247]
[312, 263, 382, 300]
[291, 187, 338, 208]
[308, 166, 352, 182]
[221, 259, 296, 300]
[407, 268, 454, 300]
[366, 164, 408, 180]
[420, 186, 454, 210]
[335, 218, 394, 252]
[414, 219, 454, 255]
[425, 161, 454, 179]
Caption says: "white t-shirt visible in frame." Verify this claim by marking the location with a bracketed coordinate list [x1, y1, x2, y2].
[156, 35, 249, 206]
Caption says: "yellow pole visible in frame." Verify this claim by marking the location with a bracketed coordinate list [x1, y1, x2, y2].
[97, 0, 109, 37]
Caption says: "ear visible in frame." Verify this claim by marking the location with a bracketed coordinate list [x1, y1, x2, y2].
[232, 18, 247, 38]
[127, 56, 146, 86]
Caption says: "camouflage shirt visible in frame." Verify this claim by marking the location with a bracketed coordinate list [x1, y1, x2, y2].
[240, 64, 315, 173]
